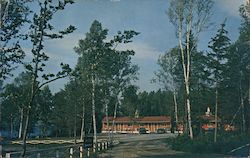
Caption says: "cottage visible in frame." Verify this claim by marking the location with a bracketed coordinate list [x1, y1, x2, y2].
[102, 116, 171, 133]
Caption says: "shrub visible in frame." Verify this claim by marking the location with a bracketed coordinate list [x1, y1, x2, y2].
[169, 133, 250, 154]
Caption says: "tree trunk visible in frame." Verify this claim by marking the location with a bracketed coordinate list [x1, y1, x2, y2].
[186, 90, 193, 139]
[74, 103, 77, 144]
[105, 99, 111, 142]
[10, 114, 13, 139]
[249, 77, 250, 105]
[214, 87, 218, 143]
[91, 71, 97, 146]
[80, 99, 85, 141]
[22, 71, 37, 157]
[186, 18, 193, 140]
[241, 95, 246, 133]
[111, 96, 119, 144]
[22, 106, 31, 157]
[19, 108, 24, 139]
[173, 91, 178, 130]
[178, 19, 193, 139]
[240, 73, 246, 133]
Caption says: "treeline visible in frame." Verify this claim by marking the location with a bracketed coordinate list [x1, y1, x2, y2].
[1, 81, 175, 137]
[156, 1, 250, 140]
[0, 1, 249, 152]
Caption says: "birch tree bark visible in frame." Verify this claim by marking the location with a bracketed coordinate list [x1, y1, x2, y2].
[168, 0, 213, 139]
[91, 67, 97, 147]
[18, 108, 24, 139]
[173, 91, 179, 128]
[80, 98, 85, 141]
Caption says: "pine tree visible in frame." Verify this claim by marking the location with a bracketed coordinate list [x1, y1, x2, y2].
[207, 21, 231, 142]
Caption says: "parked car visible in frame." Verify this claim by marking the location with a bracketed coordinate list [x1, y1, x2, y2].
[138, 127, 147, 134]
[156, 128, 165, 134]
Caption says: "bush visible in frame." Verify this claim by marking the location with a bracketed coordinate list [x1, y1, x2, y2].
[169, 133, 250, 154]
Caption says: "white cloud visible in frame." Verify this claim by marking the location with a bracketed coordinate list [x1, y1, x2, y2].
[117, 42, 163, 92]
[217, 0, 245, 17]
[43, 33, 84, 67]
[45, 33, 84, 55]
[117, 42, 162, 61]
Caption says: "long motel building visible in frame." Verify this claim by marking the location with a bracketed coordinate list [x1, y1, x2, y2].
[102, 116, 171, 134]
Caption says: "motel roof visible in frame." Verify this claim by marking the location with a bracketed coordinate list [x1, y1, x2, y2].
[199, 115, 221, 122]
[102, 116, 171, 123]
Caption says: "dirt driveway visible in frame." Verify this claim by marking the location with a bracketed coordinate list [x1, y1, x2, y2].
[98, 134, 230, 158]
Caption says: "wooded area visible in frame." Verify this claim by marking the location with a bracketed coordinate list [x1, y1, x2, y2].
[0, 0, 250, 157]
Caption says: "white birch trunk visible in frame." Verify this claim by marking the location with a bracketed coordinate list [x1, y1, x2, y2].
[18, 108, 24, 139]
[111, 102, 118, 141]
[105, 100, 111, 142]
[173, 91, 178, 128]
[80, 99, 85, 141]
[178, 21, 193, 139]
[91, 71, 97, 146]
[111, 96, 119, 144]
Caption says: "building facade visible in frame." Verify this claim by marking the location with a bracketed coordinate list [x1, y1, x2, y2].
[102, 116, 171, 133]
[199, 107, 221, 131]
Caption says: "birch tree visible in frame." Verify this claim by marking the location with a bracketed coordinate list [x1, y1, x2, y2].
[168, 0, 213, 139]
[1, 72, 31, 139]
[0, 0, 31, 80]
[21, 0, 75, 156]
[153, 47, 181, 128]
[74, 20, 139, 147]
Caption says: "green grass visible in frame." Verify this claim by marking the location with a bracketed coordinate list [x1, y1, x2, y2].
[167, 132, 250, 154]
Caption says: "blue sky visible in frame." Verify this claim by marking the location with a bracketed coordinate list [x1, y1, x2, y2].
[18, 0, 246, 93]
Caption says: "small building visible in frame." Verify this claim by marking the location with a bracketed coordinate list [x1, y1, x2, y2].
[102, 116, 171, 133]
[199, 107, 221, 132]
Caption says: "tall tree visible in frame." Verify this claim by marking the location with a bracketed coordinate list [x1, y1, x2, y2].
[153, 47, 181, 128]
[74, 20, 109, 147]
[120, 85, 139, 117]
[168, 0, 214, 139]
[74, 20, 139, 147]
[208, 21, 230, 142]
[0, 0, 31, 80]
[1, 72, 32, 138]
[35, 85, 53, 137]
[21, 0, 75, 156]
[224, 2, 250, 133]
[238, 1, 250, 132]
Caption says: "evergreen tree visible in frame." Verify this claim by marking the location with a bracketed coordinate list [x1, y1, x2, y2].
[207, 21, 231, 142]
